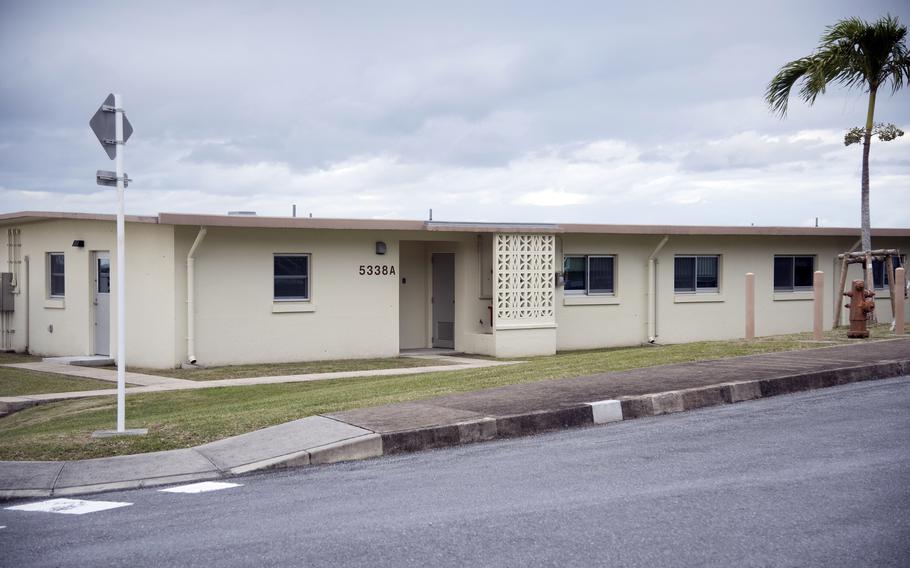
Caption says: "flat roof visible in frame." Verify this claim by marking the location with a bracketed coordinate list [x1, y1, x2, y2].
[0, 211, 158, 225]
[1, 210, 909, 237]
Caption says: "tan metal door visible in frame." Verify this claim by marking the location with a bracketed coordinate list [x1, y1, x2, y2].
[432, 253, 455, 349]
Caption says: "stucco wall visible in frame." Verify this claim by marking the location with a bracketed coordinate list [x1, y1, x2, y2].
[454, 236, 494, 348]
[176, 226, 403, 365]
[556, 234, 655, 350]
[396, 234, 492, 352]
[1, 219, 175, 367]
[399, 241, 428, 349]
[4, 220, 907, 367]
[555, 233, 910, 349]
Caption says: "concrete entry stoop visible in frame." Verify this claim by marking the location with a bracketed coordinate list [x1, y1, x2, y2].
[42, 356, 115, 367]
[399, 348, 461, 356]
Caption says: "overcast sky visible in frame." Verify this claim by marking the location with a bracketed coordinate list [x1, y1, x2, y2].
[1, 0, 908, 227]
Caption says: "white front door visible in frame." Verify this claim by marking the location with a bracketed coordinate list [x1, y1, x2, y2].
[432, 253, 455, 349]
[92, 252, 111, 356]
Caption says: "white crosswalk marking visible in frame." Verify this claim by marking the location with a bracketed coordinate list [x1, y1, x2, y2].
[159, 481, 242, 494]
[5, 498, 132, 515]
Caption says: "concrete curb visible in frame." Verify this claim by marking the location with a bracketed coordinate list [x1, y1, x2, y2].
[353, 359, 910, 458]
[619, 360, 909, 419]
[2, 357, 908, 500]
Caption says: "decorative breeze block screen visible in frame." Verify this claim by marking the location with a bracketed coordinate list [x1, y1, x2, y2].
[495, 234, 555, 323]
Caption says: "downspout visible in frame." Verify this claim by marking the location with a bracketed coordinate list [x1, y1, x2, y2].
[186, 227, 207, 365]
[647, 236, 670, 343]
[24, 255, 29, 353]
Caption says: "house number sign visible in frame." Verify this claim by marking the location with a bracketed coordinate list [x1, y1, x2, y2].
[359, 264, 397, 276]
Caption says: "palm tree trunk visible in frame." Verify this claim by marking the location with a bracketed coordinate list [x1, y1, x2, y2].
[861, 86, 877, 297]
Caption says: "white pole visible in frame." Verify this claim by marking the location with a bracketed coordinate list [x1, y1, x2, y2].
[114, 93, 126, 433]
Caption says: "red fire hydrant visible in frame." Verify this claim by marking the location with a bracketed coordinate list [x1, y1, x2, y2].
[843, 279, 875, 338]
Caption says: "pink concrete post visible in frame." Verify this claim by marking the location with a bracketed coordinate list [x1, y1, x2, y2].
[813, 271, 824, 340]
[745, 272, 755, 340]
[895, 267, 906, 335]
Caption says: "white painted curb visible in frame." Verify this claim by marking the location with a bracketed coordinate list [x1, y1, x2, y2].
[587, 400, 623, 424]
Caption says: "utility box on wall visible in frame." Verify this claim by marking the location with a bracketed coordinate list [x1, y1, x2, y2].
[0, 273, 13, 312]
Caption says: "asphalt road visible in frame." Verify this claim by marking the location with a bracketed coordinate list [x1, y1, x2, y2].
[2, 376, 909, 568]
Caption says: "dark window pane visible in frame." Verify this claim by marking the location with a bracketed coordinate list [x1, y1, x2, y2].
[274, 255, 309, 299]
[588, 256, 614, 293]
[674, 257, 695, 292]
[793, 256, 814, 288]
[50, 275, 65, 296]
[49, 254, 65, 296]
[696, 256, 718, 289]
[870, 256, 903, 289]
[564, 256, 585, 291]
[97, 258, 110, 293]
[274, 255, 308, 277]
[873, 259, 887, 289]
[774, 256, 793, 290]
[274, 277, 308, 299]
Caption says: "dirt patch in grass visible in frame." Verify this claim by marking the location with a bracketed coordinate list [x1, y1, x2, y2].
[0, 352, 42, 364]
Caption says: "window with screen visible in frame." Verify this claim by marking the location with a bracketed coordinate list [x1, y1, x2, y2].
[674, 255, 719, 293]
[564, 255, 615, 295]
[773, 256, 815, 292]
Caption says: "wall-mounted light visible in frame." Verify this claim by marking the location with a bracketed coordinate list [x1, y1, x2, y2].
[72, 240, 85, 248]
[375, 241, 387, 255]
[555, 271, 565, 287]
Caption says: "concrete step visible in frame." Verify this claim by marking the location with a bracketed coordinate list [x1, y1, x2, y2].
[42, 356, 115, 367]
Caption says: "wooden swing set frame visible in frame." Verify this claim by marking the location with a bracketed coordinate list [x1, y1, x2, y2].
[833, 249, 903, 328]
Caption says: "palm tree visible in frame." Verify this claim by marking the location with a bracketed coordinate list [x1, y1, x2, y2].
[765, 15, 909, 291]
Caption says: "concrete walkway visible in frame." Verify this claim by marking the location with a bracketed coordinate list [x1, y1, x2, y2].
[1, 338, 908, 499]
[0, 415, 380, 498]
[0, 355, 517, 414]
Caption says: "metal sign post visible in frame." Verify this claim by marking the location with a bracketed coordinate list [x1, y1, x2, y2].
[114, 93, 126, 432]
[89, 93, 145, 438]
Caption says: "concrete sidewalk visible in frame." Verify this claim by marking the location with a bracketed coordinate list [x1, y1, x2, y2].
[0, 355, 516, 416]
[1, 338, 908, 499]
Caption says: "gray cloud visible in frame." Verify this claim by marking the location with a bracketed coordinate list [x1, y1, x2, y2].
[1, 0, 908, 227]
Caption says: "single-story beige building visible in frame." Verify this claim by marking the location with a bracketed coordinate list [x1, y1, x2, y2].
[0, 211, 907, 368]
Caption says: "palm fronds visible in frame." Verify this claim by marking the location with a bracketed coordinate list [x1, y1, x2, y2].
[765, 15, 910, 117]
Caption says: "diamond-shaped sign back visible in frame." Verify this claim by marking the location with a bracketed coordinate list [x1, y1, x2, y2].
[89, 94, 133, 160]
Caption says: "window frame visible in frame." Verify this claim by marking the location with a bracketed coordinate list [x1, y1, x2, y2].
[47, 252, 65, 298]
[673, 255, 720, 294]
[273, 253, 310, 301]
[773, 255, 816, 293]
[563, 254, 616, 296]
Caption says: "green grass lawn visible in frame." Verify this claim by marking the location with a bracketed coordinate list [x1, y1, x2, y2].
[0, 367, 118, 397]
[126, 356, 452, 381]
[0, 326, 898, 461]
